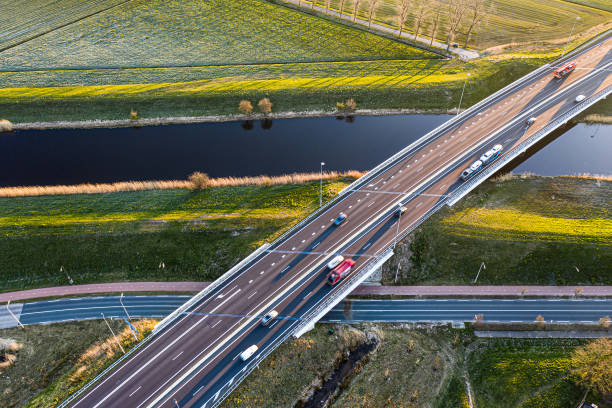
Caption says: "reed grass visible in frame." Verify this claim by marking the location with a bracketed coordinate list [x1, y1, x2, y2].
[0, 170, 365, 197]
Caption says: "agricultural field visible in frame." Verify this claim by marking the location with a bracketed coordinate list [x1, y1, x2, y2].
[0, 0, 434, 72]
[0, 177, 353, 292]
[384, 175, 612, 286]
[301, 0, 612, 50]
[0, 0, 127, 51]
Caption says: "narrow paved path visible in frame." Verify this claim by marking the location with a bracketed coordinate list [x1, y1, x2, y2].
[2, 282, 612, 302]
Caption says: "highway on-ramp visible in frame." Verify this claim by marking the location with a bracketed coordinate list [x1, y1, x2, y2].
[65, 34, 612, 408]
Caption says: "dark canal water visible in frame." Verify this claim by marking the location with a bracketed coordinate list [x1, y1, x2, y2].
[0, 114, 610, 187]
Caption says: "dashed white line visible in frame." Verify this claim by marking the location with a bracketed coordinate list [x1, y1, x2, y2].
[248, 291, 257, 300]
[172, 351, 184, 361]
[129, 386, 142, 398]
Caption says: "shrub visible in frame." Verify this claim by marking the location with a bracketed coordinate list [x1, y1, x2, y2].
[599, 316, 611, 328]
[188, 171, 210, 189]
[238, 100, 254, 115]
[130, 109, 138, 120]
[0, 119, 13, 132]
[258, 98, 273, 115]
[336, 101, 346, 111]
[535, 314, 546, 328]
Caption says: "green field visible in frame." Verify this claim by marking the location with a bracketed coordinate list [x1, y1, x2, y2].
[0, 57, 544, 123]
[0, 0, 127, 51]
[468, 338, 591, 408]
[384, 175, 612, 286]
[0, 179, 351, 292]
[0, 0, 434, 72]
[304, 0, 611, 50]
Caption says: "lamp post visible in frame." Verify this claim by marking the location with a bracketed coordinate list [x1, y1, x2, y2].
[120, 292, 131, 321]
[473, 262, 486, 284]
[457, 73, 471, 115]
[561, 17, 580, 58]
[101, 313, 125, 354]
[319, 162, 325, 207]
[6, 300, 24, 329]
[393, 204, 402, 249]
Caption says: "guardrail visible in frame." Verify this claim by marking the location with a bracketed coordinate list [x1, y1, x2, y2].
[293, 247, 394, 338]
[447, 84, 612, 206]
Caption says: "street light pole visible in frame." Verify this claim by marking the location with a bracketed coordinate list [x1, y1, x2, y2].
[319, 162, 325, 207]
[101, 313, 125, 354]
[473, 262, 486, 284]
[561, 17, 580, 58]
[457, 73, 471, 115]
[393, 204, 402, 249]
[6, 300, 24, 329]
[120, 292, 131, 321]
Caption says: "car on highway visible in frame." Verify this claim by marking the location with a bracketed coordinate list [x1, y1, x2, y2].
[460, 160, 483, 181]
[261, 310, 278, 326]
[333, 213, 347, 225]
[526, 117, 537, 126]
[327, 255, 344, 269]
[575, 94, 586, 102]
[240, 345, 258, 361]
[479, 144, 503, 166]
[327, 259, 355, 285]
[394, 206, 407, 217]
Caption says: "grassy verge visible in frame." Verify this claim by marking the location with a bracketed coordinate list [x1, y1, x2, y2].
[383, 175, 612, 286]
[0, 318, 154, 408]
[467, 338, 591, 408]
[1, 57, 544, 123]
[0, 178, 352, 292]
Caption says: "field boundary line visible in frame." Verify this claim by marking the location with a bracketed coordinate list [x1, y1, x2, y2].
[0, 0, 135, 54]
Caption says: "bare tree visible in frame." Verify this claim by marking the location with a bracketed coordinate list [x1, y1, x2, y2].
[352, 0, 362, 21]
[339, 0, 348, 16]
[367, 0, 380, 28]
[429, 0, 443, 46]
[412, 0, 429, 40]
[445, 0, 468, 51]
[396, 0, 412, 38]
[463, 0, 490, 48]
[325, 0, 332, 14]
[311, 0, 316, 9]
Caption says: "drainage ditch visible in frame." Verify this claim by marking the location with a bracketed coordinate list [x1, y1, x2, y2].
[296, 336, 379, 408]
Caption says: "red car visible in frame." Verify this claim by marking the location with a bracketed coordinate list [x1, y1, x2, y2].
[327, 259, 355, 285]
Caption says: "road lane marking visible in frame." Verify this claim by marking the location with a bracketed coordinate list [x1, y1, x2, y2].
[172, 351, 184, 361]
[248, 291, 257, 300]
[129, 386, 142, 398]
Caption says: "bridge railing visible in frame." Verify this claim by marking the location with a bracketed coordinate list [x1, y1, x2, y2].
[448, 85, 612, 206]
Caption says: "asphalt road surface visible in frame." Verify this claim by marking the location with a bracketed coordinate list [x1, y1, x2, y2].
[67, 35, 612, 408]
[2, 296, 611, 329]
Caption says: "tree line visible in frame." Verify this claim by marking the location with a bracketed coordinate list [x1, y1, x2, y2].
[310, 0, 494, 50]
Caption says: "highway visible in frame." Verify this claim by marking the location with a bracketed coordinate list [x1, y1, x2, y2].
[2, 296, 611, 328]
[64, 33, 612, 408]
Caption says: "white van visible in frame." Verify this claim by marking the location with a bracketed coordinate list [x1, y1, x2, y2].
[240, 345, 258, 361]
[327, 255, 344, 270]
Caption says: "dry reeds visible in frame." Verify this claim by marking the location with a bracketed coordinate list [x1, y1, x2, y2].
[0, 170, 365, 197]
[0, 119, 13, 132]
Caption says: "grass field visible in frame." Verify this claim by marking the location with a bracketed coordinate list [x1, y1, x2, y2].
[384, 175, 612, 286]
[0, 0, 127, 51]
[0, 57, 544, 123]
[0, 0, 434, 72]
[0, 178, 352, 292]
[467, 338, 593, 408]
[0, 318, 146, 408]
[300, 0, 611, 50]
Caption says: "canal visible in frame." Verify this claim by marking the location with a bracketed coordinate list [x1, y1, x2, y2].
[0, 114, 610, 187]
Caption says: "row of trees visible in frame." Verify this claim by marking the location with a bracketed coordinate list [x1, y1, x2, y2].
[310, 0, 493, 50]
[393, 0, 493, 50]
